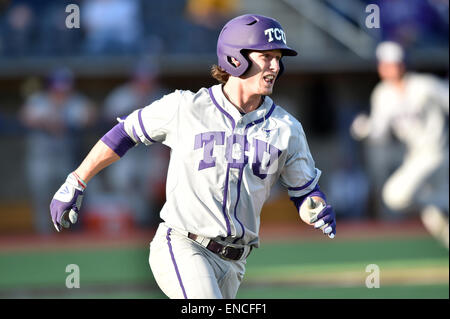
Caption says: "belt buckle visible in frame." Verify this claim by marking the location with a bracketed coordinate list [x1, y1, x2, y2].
[220, 245, 243, 261]
[220, 246, 232, 260]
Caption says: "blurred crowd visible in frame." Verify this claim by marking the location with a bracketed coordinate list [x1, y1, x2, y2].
[0, 0, 448, 57]
[17, 63, 172, 234]
[0, 0, 239, 57]
[371, 0, 449, 50]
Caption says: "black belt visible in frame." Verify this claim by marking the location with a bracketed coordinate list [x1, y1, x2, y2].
[188, 233, 250, 261]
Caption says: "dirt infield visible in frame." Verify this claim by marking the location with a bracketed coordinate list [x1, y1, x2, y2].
[0, 217, 430, 253]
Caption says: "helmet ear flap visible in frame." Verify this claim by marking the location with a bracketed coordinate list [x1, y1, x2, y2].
[224, 51, 284, 79]
[237, 49, 252, 77]
[218, 47, 249, 77]
[228, 51, 250, 77]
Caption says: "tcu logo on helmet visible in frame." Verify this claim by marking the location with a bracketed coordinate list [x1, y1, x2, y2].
[264, 28, 287, 44]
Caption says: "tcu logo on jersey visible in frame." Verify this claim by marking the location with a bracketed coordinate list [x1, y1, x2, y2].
[194, 131, 281, 179]
[264, 28, 287, 44]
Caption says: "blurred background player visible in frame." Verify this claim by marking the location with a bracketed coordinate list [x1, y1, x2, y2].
[92, 63, 170, 228]
[351, 41, 449, 248]
[19, 68, 96, 234]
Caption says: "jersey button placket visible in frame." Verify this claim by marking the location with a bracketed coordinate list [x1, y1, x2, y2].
[230, 125, 240, 184]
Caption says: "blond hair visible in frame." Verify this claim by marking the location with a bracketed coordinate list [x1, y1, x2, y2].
[210, 64, 230, 84]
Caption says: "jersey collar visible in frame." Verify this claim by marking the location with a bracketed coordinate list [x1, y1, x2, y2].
[210, 84, 275, 127]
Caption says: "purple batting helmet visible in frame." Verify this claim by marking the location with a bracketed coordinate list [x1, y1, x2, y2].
[217, 14, 298, 77]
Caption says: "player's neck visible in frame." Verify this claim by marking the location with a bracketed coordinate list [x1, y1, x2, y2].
[386, 77, 406, 92]
[222, 81, 263, 114]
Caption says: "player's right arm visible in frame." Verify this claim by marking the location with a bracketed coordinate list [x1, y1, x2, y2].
[50, 90, 182, 232]
[74, 140, 120, 183]
[50, 117, 138, 232]
[49, 138, 122, 232]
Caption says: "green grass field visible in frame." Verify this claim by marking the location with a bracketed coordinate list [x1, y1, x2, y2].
[0, 235, 448, 299]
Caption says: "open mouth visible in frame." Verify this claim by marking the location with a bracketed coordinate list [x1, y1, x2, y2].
[263, 74, 275, 85]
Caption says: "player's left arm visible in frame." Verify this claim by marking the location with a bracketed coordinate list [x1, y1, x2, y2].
[279, 123, 336, 239]
[290, 185, 336, 239]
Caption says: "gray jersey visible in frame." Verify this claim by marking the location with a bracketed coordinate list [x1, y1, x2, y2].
[123, 84, 321, 247]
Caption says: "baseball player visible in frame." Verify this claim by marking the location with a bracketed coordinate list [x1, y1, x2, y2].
[351, 41, 449, 248]
[50, 14, 336, 299]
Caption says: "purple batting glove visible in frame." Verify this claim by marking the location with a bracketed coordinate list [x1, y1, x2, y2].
[311, 205, 336, 239]
[50, 172, 86, 232]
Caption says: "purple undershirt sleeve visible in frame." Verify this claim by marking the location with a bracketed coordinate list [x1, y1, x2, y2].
[290, 184, 327, 211]
[100, 122, 136, 157]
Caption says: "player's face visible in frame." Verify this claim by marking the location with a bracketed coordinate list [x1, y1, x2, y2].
[378, 62, 405, 82]
[243, 50, 282, 96]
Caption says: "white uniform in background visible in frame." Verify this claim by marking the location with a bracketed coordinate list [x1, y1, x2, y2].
[351, 41, 449, 249]
[369, 72, 449, 211]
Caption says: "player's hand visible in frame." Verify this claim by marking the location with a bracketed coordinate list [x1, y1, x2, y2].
[50, 172, 86, 232]
[308, 198, 336, 239]
[350, 113, 370, 141]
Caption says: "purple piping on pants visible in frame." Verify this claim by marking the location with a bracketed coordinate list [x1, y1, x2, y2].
[138, 109, 157, 144]
[166, 228, 187, 299]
